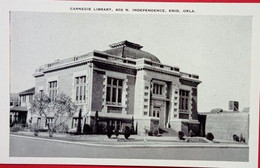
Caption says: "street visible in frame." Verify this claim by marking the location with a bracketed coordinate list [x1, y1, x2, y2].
[10, 135, 249, 161]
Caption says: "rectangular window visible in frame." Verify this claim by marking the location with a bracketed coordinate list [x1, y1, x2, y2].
[10, 115, 12, 123]
[152, 108, 160, 118]
[106, 77, 123, 105]
[29, 95, 33, 102]
[46, 117, 54, 127]
[37, 118, 41, 126]
[72, 118, 78, 128]
[15, 112, 18, 122]
[179, 90, 189, 112]
[21, 95, 26, 103]
[49, 81, 57, 102]
[75, 76, 86, 101]
[153, 83, 164, 95]
[72, 118, 83, 128]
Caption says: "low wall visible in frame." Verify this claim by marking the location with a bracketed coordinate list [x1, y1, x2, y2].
[205, 112, 249, 142]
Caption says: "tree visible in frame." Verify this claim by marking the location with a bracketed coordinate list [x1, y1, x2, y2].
[30, 92, 77, 137]
[52, 93, 77, 136]
[106, 123, 113, 139]
[124, 126, 131, 139]
[30, 92, 50, 135]
[94, 111, 99, 134]
[131, 116, 134, 134]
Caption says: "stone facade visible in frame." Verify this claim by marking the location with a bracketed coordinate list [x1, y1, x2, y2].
[32, 41, 201, 135]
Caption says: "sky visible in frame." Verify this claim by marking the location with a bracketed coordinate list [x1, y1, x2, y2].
[10, 12, 252, 112]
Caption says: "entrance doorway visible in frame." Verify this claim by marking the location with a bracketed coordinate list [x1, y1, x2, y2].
[151, 100, 166, 128]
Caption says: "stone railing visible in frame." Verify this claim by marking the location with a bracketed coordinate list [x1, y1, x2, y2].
[135, 58, 180, 74]
[180, 72, 199, 79]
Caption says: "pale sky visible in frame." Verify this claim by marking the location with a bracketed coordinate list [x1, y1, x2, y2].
[10, 12, 252, 112]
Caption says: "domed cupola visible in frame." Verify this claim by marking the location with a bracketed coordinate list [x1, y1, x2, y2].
[103, 40, 161, 63]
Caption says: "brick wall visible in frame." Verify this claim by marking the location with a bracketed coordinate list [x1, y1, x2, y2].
[35, 64, 90, 94]
[126, 76, 135, 114]
[205, 112, 249, 142]
[59, 73, 73, 96]
[91, 70, 104, 112]
[35, 76, 46, 92]
[191, 88, 198, 120]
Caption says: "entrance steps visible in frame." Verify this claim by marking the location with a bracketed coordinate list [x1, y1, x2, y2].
[159, 127, 178, 137]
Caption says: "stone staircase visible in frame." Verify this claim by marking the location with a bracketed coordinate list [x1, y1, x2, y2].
[159, 127, 178, 137]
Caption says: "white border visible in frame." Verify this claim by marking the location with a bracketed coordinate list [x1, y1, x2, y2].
[0, 1, 259, 168]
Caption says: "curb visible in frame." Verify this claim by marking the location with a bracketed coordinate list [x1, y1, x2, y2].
[10, 134, 249, 149]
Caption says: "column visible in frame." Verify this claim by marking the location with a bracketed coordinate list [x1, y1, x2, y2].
[169, 80, 182, 132]
[169, 81, 181, 121]
[134, 70, 151, 117]
[133, 70, 152, 135]
[87, 62, 93, 114]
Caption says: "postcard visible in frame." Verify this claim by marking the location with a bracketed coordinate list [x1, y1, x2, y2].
[0, 0, 260, 168]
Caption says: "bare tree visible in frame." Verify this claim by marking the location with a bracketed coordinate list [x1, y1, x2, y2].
[30, 92, 77, 137]
[30, 91, 51, 136]
[52, 93, 77, 136]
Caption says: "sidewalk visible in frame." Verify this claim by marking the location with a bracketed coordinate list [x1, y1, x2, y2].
[10, 131, 249, 148]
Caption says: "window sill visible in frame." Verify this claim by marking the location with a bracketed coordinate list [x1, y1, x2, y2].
[151, 95, 169, 101]
[148, 116, 160, 120]
[75, 100, 87, 104]
[179, 111, 189, 114]
[106, 104, 123, 108]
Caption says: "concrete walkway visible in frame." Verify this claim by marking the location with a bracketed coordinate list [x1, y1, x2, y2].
[11, 131, 248, 148]
[10, 135, 249, 161]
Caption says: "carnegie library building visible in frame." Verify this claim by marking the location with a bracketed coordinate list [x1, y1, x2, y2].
[32, 41, 201, 135]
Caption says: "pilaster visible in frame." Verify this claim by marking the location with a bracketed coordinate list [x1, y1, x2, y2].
[122, 77, 128, 115]
[134, 70, 151, 117]
[169, 81, 181, 122]
[87, 62, 93, 114]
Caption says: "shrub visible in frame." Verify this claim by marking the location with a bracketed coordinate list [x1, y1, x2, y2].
[98, 123, 106, 134]
[144, 127, 149, 135]
[148, 130, 153, 136]
[206, 132, 214, 141]
[189, 129, 195, 137]
[10, 121, 15, 127]
[31, 123, 40, 136]
[107, 125, 113, 139]
[68, 128, 77, 135]
[233, 134, 239, 142]
[189, 125, 199, 136]
[124, 126, 131, 139]
[83, 124, 93, 134]
[159, 128, 167, 134]
[115, 129, 119, 137]
[240, 134, 246, 143]
[153, 129, 159, 136]
[178, 131, 185, 140]
[10, 124, 23, 132]
[56, 124, 69, 133]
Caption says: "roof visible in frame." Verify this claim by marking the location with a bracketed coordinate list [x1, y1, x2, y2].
[104, 41, 161, 63]
[19, 87, 35, 96]
[210, 108, 223, 113]
[10, 106, 27, 112]
[110, 40, 143, 49]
